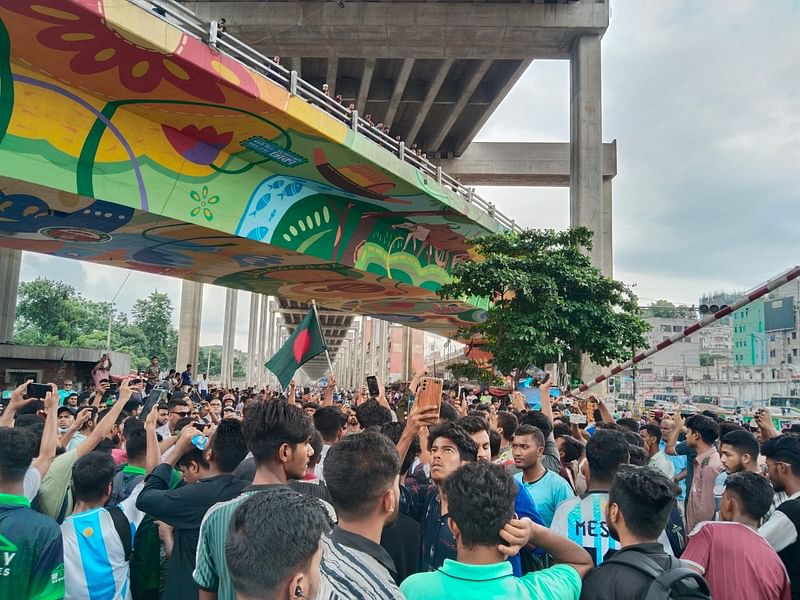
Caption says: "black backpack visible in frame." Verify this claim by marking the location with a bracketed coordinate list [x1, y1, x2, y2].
[603, 552, 711, 600]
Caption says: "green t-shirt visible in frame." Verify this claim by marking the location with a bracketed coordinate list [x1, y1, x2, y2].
[0, 493, 65, 600]
[37, 448, 79, 520]
[400, 559, 582, 600]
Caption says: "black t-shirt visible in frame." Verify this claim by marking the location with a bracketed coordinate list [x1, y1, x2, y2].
[579, 543, 674, 600]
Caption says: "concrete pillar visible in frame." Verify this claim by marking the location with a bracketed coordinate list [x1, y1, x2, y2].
[221, 288, 238, 387]
[602, 177, 613, 278]
[258, 295, 269, 390]
[246, 293, 260, 383]
[570, 34, 604, 272]
[176, 280, 203, 373]
[0, 248, 22, 343]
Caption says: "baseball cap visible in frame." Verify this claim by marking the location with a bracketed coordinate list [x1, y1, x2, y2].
[57, 406, 76, 417]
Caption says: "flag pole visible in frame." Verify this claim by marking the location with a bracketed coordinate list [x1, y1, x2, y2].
[310, 300, 335, 376]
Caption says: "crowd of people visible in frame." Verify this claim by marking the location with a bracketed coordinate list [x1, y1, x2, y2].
[1, 360, 798, 600]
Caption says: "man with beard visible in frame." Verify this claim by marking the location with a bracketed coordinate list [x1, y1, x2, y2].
[713, 429, 761, 515]
[318, 431, 405, 599]
[759, 434, 800, 597]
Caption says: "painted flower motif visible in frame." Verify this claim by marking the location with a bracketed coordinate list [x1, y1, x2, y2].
[9, 1, 257, 102]
[162, 124, 233, 165]
[189, 186, 220, 221]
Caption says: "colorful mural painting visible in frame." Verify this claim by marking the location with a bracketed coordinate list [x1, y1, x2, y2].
[0, 0, 498, 335]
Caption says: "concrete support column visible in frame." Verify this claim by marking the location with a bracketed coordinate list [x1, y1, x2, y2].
[246, 293, 260, 384]
[0, 248, 22, 343]
[221, 288, 238, 387]
[570, 34, 604, 273]
[602, 177, 613, 278]
[258, 295, 269, 390]
[176, 280, 203, 373]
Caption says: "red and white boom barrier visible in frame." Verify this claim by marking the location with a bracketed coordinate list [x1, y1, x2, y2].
[570, 265, 800, 396]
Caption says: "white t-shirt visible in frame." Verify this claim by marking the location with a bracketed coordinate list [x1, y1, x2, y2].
[61, 483, 146, 600]
[314, 444, 331, 481]
[23, 466, 42, 501]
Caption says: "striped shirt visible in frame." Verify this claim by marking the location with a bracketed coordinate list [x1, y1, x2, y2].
[61, 484, 145, 600]
[551, 491, 673, 566]
[193, 485, 335, 600]
[318, 527, 404, 600]
[682, 521, 791, 600]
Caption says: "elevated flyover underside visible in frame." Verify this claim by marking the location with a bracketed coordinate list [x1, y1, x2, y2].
[185, 0, 609, 156]
[0, 0, 499, 337]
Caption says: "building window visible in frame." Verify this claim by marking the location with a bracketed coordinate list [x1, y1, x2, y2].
[673, 325, 683, 332]
[661, 325, 671, 332]
[770, 350, 776, 358]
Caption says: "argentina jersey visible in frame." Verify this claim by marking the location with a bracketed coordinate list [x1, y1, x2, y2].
[60, 485, 145, 600]
[551, 491, 673, 566]
[551, 492, 619, 566]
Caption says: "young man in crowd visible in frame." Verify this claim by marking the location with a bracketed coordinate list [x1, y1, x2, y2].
[156, 396, 192, 440]
[459, 415, 546, 571]
[313, 406, 347, 482]
[137, 417, 249, 600]
[318, 430, 405, 599]
[61, 450, 148, 599]
[0, 426, 65, 599]
[640, 423, 675, 478]
[759, 433, 800, 597]
[658, 417, 687, 500]
[406, 420, 478, 571]
[579, 467, 707, 600]
[512, 424, 575, 527]
[667, 413, 722, 532]
[400, 462, 592, 599]
[682, 471, 791, 600]
[181, 364, 193, 391]
[494, 411, 518, 466]
[713, 429, 762, 514]
[225, 490, 331, 600]
[37, 379, 135, 521]
[193, 400, 320, 600]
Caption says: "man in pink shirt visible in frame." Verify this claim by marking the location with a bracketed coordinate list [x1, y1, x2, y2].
[683, 414, 723, 531]
[682, 471, 791, 600]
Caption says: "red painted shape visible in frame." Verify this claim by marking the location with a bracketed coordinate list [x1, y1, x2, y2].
[293, 329, 311, 363]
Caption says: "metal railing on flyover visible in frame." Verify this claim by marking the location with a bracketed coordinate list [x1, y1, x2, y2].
[128, 0, 522, 233]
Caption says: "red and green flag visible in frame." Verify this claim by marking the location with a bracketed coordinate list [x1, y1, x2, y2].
[265, 306, 327, 388]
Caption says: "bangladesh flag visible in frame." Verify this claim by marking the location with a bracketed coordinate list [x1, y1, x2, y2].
[266, 307, 327, 388]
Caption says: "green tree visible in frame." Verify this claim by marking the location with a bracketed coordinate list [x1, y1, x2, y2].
[199, 346, 223, 377]
[132, 292, 177, 363]
[437, 228, 649, 377]
[645, 300, 696, 319]
[15, 278, 112, 346]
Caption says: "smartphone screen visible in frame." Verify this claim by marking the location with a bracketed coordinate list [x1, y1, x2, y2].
[519, 387, 541, 410]
[26, 383, 51, 399]
[366, 376, 380, 398]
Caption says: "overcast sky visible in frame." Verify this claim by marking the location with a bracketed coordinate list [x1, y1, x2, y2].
[19, 0, 800, 349]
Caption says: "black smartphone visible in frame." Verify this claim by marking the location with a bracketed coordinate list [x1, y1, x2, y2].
[129, 378, 141, 386]
[26, 383, 51, 399]
[366, 376, 380, 398]
[303, 386, 311, 395]
[107, 382, 118, 393]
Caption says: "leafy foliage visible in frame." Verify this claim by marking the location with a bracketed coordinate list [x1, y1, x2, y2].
[448, 360, 504, 385]
[14, 278, 178, 370]
[132, 292, 178, 364]
[198, 346, 247, 378]
[438, 228, 649, 377]
[644, 300, 696, 319]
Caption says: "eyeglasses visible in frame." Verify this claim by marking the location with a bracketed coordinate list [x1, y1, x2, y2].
[171, 411, 191, 418]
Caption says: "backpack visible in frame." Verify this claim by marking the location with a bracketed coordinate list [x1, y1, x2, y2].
[604, 552, 711, 600]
